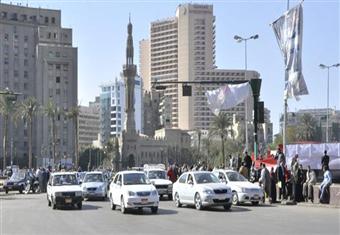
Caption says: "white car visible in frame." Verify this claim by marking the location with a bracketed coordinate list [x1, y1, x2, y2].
[109, 171, 159, 214]
[82, 171, 107, 200]
[213, 169, 264, 205]
[172, 171, 232, 210]
[47, 172, 83, 210]
[144, 165, 173, 200]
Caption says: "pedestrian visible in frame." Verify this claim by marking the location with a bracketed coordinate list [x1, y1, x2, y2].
[275, 147, 286, 165]
[319, 165, 332, 204]
[296, 164, 305, 202]
[243, 151, 252, 178]
[303, 165, 316, 202]
[270, 167, 277, 203]
[276, 162, 286, 201]
[167, 165, 177, 183]
[290, 155, 299, 202]
[321, 150, 329, 169]
[239, 162, 248, 179]
[250, 162, 257, 183]
[259, 163, 270, 202]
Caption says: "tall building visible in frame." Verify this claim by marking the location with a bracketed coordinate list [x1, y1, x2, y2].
[0, 3, 77, 167]
[99, 76, 143, 145]
[139, 39, 151, 92]
[140, 3, 259, 132]
[79, 97, 100, 149]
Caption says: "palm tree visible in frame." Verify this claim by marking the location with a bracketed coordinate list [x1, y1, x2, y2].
[66, 105, 80, 168]
[17, 97, 39, 169]
[43, 100, 58, 166]
[210, 112, 233, 165]
[0, 95, 17, 170]
[297, 114, 317, 141]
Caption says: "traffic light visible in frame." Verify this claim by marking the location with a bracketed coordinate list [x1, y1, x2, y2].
[257, 101, 264, 123]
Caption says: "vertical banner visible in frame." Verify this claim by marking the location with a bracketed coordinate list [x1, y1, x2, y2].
[272, 3, 308, 100]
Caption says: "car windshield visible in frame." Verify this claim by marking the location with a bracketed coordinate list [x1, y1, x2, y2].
[84, 174, 103, 183]
[194, 173, 219, 184]
[9, 171, 26, 181]
[226, 172, 248, 182]
[148, 170, 166, 179]
[52, 174, 78, 186]
[123, 173, 147, 185]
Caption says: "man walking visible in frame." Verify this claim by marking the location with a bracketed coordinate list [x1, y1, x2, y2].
[259, 163, 270, 202]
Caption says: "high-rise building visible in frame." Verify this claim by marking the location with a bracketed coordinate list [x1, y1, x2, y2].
[140, 3, 259, 132]
[0, 3, 77, 167]
[139, 39, 151, 92]
[79, 97, 100, 149]
[99, 76, 143, 145]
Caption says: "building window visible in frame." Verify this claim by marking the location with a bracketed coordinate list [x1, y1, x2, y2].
[63, 64, 68, 71]
[24, 71, 28, 78]
[54, 33, 57, 39]
[56, 64, 61, 70]
[14, 70, 19, 77]
[48, 32, 51, 39]
[45, 16, 49, 23]
[56, 52, 60, 57]
[4, 33, 9, 41]
[24, 83, 28, 90]
[56, 77, 60, 83]
[24, 59, 28, 66]
[56, 89, 60, 95]
[51, 17, 56, 24]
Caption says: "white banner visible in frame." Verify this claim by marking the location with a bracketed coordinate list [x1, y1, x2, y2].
[206, 83, 252, 116]
[286, 143, 340, 170]
[272, 3, 308, 100]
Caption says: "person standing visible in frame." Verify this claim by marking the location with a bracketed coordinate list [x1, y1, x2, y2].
[275, 148, 286, 166]
[290, 154, 299, 202]
[321, 150, 329, 169]
[239, 162, 249, 179]
[243, 151, 252, 178]
[319, 165, 332, 204]
[303, 165, 316, 202]
[259, 163, 270, 201]
[270, 167, 277, 203]
[276, 162, 286, 201]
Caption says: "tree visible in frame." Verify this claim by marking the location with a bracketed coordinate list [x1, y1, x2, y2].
[0, 95, 17, 170]
[297, 114, 317, 141]
[66, 105, 80, 168]
[43, 100, 59, 166]
[210, 112, 233, 166]
[17, 97, 39, 169]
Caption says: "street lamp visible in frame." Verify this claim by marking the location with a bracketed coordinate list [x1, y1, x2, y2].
[319, 63, 340, 143]
[234, 34, 259, 152]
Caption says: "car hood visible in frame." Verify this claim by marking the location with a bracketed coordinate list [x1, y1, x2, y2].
[53, 185, 82, 193]
[123, 184, 156, 192]
[228, 181, 261, 190]
[82, 182, 105, 188]
[150, 179, 172, 185]
[198, 183, 230, 191]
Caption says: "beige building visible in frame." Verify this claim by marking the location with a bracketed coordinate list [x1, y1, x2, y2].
[0, 3, 77, 167]
[140, 3, 259, 133]
[139, 39, 151, 92]
[79, 97, 100, 149]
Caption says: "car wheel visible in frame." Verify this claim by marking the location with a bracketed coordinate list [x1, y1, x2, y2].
[77, 202, 82, 210]
[52, 198, 57, 210]
[223, 204, 232, 211]
[5, 188, 8, 194]
[151, 206, 158, 214]
[232, 192, 240, 206]
[168, 194, 173, 201]
[24, 184, 30, 194]
[19, 186, 23, 194]
[195, 193, 203, 210]
[110, 194, 116, 210]
[120, 196, 126, 214]
[47, 196, 51, 207]
[175, 193, 182, 208]
[252, 201, 259, 206]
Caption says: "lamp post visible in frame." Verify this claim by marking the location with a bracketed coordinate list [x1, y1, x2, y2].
[319, 63, 340, 143]
[234, 34, 259, 152]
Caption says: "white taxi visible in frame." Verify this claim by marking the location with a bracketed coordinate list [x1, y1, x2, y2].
[109, 171, 159, 214]
[144, 164, 173, 200]
[47, 172, 83, 210]
[213, 169, 264, 205]
[172, 171, 232, 210]
[82, 171, 107, 200]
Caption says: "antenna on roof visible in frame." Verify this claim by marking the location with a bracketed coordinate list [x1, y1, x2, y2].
[129, 12, 131, 23]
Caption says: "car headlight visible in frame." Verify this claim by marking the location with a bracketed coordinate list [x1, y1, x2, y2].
[167, 184, 173, 189]
[203, 189, 214, 195]
[151, 190, 158, 196]
[55, 192, 62, 197]
[75, 191, 82, 197]
[128, 191, 136, 196]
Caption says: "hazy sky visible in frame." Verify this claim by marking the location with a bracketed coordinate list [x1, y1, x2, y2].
[3, 0, 339, 134]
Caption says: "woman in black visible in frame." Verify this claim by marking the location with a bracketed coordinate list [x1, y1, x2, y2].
[270, 167, 277, 203]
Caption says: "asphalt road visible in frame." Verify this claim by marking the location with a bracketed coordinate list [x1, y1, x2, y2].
[1, 192, 339, 235]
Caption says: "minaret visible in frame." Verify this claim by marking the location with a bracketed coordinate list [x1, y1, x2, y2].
[123, 16, 137, 135]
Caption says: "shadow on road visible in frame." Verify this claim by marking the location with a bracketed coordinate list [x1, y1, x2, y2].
[121, 207, 178, 216]
[57, 204, 102, 210]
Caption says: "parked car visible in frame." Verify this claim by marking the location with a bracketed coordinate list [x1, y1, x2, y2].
[3, 170, 31, 194]
[82, 171, 107, 200]
[213, 169, 264, 205]
[144, 164, 173, 200]
[47, 172, 83, 210]
[172, 171, 232, 210]
[109, 171, 159, 214]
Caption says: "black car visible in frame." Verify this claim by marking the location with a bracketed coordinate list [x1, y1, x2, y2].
[3, 170, 31, 194]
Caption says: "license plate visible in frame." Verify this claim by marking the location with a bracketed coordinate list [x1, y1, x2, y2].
[254, 195, 259, 200]
[141, 198, 148, 204]
[65, 198, 72, 203]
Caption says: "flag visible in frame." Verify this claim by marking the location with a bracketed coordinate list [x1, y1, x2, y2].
[272, 3, 308, 100]
[206, 83, 252, 116]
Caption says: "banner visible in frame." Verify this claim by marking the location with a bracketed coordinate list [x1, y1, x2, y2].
[285, 143, 340, 170]
[272, 3, 308, 100]
[206, 83, 252, 116]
